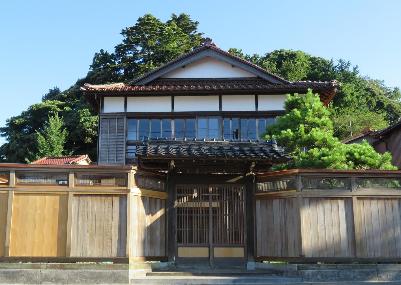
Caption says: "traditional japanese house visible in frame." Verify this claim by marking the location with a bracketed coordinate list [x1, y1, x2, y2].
[81, 41, 338, 266]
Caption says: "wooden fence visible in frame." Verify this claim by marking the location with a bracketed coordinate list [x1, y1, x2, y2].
[255, 169, 401, 261]
[0, 164, 168, 262]
[2, 164, 401, 263]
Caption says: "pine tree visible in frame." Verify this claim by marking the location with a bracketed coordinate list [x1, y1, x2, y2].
[267, 90, 396, 170]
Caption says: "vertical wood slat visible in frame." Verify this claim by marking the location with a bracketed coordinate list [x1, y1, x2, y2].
[256, 197, 356, 258]
[0, 192, 9, 257]
[9, 193, 68, 257]
[354, 198, 401, 258]
[256, 198, 301, 258]
[130, 194, 166, 258]
[65, 192, 73, 257]
[70, 195, 127, 257]
[99, 116, 125, 165]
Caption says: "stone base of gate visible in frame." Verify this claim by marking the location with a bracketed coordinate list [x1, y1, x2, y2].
[0, 263, 129, 284]
[129, 261, 174, 278]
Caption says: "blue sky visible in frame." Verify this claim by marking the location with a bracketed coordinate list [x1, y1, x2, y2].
[1, 0, 400, 145]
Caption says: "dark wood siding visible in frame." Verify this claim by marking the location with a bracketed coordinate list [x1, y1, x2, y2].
[99, 116, 125, 165]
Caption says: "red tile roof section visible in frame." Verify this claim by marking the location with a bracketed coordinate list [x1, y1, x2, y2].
[31, 155, 91, 165]
[81, 79, 338, 105]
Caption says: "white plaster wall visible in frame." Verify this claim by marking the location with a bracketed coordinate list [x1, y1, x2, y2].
[162, 57, 256, 78]
[127, 96, 171, 112]
[103, 97, 125, 113]
[174, 96, 219, 112]
[258, 95, 287, 111]
[222, 95, 255, 111]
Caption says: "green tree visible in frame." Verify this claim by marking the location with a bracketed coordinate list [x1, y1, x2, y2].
[114, 13, 204, 80]
[0, 13, 204, 162]
[2, 14, 400, 163]
[35, 114, 68, 160]
[230, 49, 401, 139]
[331, 107, 388, 138]
[266, 90, 396, 170]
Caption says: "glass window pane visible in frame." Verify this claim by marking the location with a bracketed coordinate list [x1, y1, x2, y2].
[209, 118, 220, 139]
[240, 119, 248, 140]
[162, 119, 172, 138]
[197, 118, 208, 139]
[138, 119, 149, 140]
[258, 119, 267, 139]
[175, 119, 185, 138]
[232, 118, 240, 140]
[185, 119, 196, 139]
[223, 118, 231, 140]
[127, 119, 137, 140]
[247, 118, 257, 139]
[150, 119, 161, 139]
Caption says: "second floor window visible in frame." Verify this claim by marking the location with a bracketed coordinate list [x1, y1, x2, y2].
[127, 116, 275, 141]
[127, 118, 172, 140]
[197, 117, 220, 139]
[175, 118, 196, 139]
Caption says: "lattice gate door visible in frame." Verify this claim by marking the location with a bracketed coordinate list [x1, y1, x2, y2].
[176, 184, 246, 262]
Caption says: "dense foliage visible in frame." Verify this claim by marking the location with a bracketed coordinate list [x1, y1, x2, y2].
[266, 90, 396, 170]
[0, 14, 204, 162]
[1, 13, 400, 163]
[35, 114, 68, 161]
[229, 49, 401, 138]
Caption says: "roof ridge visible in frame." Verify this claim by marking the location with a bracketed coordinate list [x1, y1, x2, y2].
[129, 43, 290, 85]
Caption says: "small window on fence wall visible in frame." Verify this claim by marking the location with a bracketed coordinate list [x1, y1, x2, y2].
[135, 174, 165, 191]
[0, 172, 9, 185]
[16, 172, 68, 186]
[75, 173, 127, 187]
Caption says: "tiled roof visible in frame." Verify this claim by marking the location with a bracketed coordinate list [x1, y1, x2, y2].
[31, 155, 91, 165]
[343, 120, 401, 144]
[82, 79, 338, 105]
[136, 139, 289, 163]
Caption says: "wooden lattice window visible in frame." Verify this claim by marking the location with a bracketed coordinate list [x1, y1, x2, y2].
[16, 172, 68, 186]
[75, 173, 127, 187]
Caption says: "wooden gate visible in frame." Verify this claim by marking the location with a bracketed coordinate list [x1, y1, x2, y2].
[176, 184, 246, 262]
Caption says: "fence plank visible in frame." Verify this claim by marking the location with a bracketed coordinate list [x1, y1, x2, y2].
[0, 192, 8, 257]
[70, 195, 127, 257]
[9, 193, 68, 257]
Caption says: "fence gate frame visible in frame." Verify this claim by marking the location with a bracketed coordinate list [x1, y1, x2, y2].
[166, 174, 255, 265]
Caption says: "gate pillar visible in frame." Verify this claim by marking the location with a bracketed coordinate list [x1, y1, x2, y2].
[245, 174, 256, 270]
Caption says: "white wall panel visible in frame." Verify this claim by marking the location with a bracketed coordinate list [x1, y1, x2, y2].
[162, 57, 256, 78]
[174, 96, 219, 112]
[258, 95, 287, 111]
[103, 97, 125, 113]
[127, 96, 171, 112]
[222, 95, 255, 111]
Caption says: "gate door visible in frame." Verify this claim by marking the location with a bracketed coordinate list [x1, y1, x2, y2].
[176, 184, 245, 262]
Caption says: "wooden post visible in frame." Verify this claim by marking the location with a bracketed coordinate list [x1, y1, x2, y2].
[166, 171, 177, 262]
[126, 192, 131, 259]
[245, 174, 255, 268]
[65, 191, 73, 257]
[352, 196, 361, 257]
[4, 190, 14, 256]
[127, 170, 135, 260]
[9, 171, 16, 188]
[128, 170, 136, 189]
[295, 174, 304, 257]
[68, 172, 75, 189]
